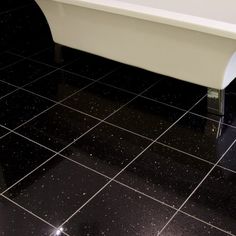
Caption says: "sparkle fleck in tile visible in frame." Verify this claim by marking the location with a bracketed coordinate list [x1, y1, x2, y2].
[183, 167, 236, 234]
[116, 142, 212, 208]
[0, 196, 54, 235]
[159, 113, 236, 163]
[64, 182, 175, 236]
[62, 122, 151, 177]
[62, 83, 135, 119]
[4, 155, 108, 226]
[160, 212, 230, 236]
[0, 90, 54, 129]
[107, 96, 184, 139]
[25, 70, 92, 101]
[0, 132, 54, 192]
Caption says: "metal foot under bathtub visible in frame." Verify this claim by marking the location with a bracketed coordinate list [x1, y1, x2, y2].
[207, 88, 225, 116]
[54, 43, 64, 64]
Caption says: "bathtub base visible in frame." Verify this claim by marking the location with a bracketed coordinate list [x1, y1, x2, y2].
[207, 88, 225, 116]
[54, 43, 64, 64]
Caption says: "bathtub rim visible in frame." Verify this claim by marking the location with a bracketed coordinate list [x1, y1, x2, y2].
[51, 0, 236, 40]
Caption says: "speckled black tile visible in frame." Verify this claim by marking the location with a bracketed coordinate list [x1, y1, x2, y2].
[9, 37, 53, 57]
[0, 126, 8, 137]
[183, 167, 236, 234]
[25, 70, 92, 102]
[0, 90, 54, 129]
[62, 83, 134, 119]
[100, 65, 161, 93]
[4, 155, 108, 226]
[116, 142, 212, 208]
[31, 46, 81, 67]
[17, 105, 99, 151]
[107, 97, 184, 139]
[160, 212, 230, 236]
[0, 132, 54, 193]
[0, 52, 21, 69]
[143, 77, 206, 110]
[61, 122, 150, 178]
[0, 58, 54, 86]
[64, 182, 175, 236]
[0, 0, 32, 13]
[219, 142, 236, 172]
[159, 113, 236, 163]
[0, 196, 54, 236]
[63, 53, 120, 80]
[0, 81, 15, 98]
[226, 77, 236, 94]
[191, 93, 236, 127]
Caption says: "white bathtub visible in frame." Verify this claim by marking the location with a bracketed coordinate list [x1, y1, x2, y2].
[35, 0, 236, 114]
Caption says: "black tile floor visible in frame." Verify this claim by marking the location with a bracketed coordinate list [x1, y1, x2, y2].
[0, 39, 236, 236]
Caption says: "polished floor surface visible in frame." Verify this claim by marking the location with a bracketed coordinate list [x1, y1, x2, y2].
[0, 39, 236, 236]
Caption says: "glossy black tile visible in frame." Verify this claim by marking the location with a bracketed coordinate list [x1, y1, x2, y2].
[0, 126, 8, 137]
[31, 46, 81, 67]
[159, 113, 236, 163]
[0, 52, 21, 69]
[17, 105, 99, 151]
[0, 196, 54, 236]
[25, 70, 92, 102]
[100, 65, 161, 94]
[64, 182, 175, 236]
[62, 83, 135, 119]
[183, 167, 236, 234]
[63, 53, 119, 80]
[1, 4, 52, 53]
[107, 97, 184, 139]
[219, 142, 236, 172]
[160, 212, 230, 236]
[0, 90, 54, 129]
[0, 59, 54, 86]
[9, 36, 53, 57]
[4, 155, 108, 226]
[143, 77, 206, 110]
[0, 132, 54, 193]
[116, 142, 212, 208]
[191, 93, 236, 127]
[0, 81, 15, 98]
[62, 122, 151, 178]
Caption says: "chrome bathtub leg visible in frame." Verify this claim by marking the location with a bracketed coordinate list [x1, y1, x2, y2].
[207, 88, 225, 116]
[54, 43, 64, 64]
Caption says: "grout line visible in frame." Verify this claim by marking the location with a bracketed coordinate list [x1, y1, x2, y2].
[53, 93, 207, 230]
[189, 111, 236, 130]
[1, 154, 57, 195]
[179, 210, 236, 236]
[0, 58, 25, 71]
[97, 80, 186, 112]
[0, 3, 33, 16]
[0, 67, 122, 193]
[155, 140, 215, 166]
[157, 137, 236, 236]
[0, 195, 57, 230]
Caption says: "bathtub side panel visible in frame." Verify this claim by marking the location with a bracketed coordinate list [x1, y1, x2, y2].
[35, 0, 236, 89]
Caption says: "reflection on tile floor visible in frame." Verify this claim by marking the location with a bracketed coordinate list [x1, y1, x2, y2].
[0, 41, 235, 236]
